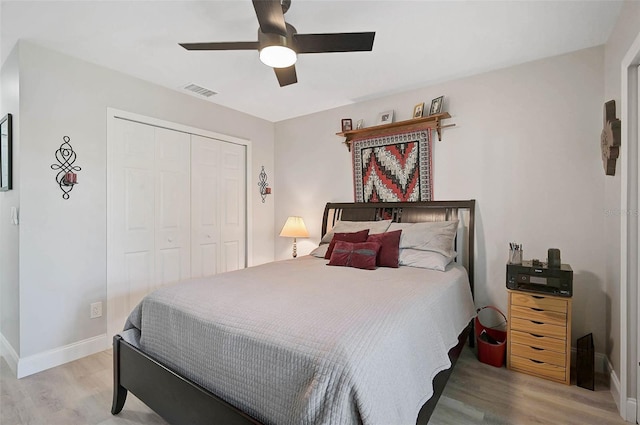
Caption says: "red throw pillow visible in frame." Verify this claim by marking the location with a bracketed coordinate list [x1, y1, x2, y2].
[367, 230, 402, 268]
[328, 241, 382, 270]
[324, 229, 370, 259]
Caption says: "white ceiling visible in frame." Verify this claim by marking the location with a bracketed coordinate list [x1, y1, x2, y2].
[0, 0, 623, 122]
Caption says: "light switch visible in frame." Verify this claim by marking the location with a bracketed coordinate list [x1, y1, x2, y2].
[10, 206, 18, 225]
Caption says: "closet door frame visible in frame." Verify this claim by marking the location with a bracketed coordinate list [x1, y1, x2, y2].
[106, 108, 252, 342]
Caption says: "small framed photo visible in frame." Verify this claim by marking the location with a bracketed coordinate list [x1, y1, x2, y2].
[356, 119, 364, 130]
[376, 110, 394, 125]
[413, 102, 424, 119]
[429, 96, 444, 116]
[341, 118, 353, 132]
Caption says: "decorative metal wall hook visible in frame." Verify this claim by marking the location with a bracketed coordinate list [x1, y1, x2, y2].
[258, 166, 271, 203]
[51, 136, 81, 200]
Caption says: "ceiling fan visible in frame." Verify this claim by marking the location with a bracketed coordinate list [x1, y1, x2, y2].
[179, 0, 375, 87]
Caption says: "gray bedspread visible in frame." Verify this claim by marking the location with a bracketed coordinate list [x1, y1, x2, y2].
[122, 256, 475, 425]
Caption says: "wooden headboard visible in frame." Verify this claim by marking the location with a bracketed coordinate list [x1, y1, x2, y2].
[322, 200, 476, 294]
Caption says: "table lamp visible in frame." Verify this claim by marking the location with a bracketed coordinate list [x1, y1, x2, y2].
[279, 216, 309, 258]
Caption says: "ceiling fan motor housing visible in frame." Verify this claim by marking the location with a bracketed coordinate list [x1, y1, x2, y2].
[257, 23, 297, 51]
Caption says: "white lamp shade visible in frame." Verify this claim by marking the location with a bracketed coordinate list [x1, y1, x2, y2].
[259, 45, 297, 68]
[279, 216, 309, 238]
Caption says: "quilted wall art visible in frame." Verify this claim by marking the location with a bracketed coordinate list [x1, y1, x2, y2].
[352, 130, 432, 202]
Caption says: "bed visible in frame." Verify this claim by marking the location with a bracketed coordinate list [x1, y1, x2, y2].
[111, 200, 476, 425]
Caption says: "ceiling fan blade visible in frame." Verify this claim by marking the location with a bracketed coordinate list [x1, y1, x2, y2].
[274, 65, 297, 87]
[179, 41, 260, 51]
[294, 32, 375, 54]
[252, 0, 287, 36]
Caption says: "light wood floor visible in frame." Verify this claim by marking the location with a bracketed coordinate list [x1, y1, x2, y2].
[0, 346, 628, 425]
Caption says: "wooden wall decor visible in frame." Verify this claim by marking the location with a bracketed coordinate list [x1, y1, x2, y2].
[601, 100, 621, 176]
[337, 113, 453, 152]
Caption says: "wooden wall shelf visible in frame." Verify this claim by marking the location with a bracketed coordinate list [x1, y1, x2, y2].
[336, 112, 454, 151]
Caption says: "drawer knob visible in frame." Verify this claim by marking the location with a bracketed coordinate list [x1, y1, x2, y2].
[530, 333, 544, 338]
[531, 346, 544, 351]
[532, 295, 545, 299]
[530, 359, 545, 364]
[531, 320, 544, 325]
[531, 307, 543, 312]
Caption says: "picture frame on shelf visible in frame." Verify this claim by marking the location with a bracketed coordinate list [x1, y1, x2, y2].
[413, 102, 424, 118]
[429, 96, 444, 116]
[376, 110, 394, 125]
[356, 119, 364, 130]
[0, 113, 12, 192]
[341, 118, 353, 132]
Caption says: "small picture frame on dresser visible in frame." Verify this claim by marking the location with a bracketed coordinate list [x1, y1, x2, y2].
[341, 119, 352, 132]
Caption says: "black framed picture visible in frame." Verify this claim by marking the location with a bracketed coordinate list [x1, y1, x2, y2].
[341, 118, 353, 132]
[0, 113, 12, 191]
[429, 96, 444, 116]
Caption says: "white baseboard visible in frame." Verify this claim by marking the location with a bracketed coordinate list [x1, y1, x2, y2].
[16, 334, 108, 378]
[607, 357, 622, 414]
[570, 348, 608, 374]
[0, 332, 19, 376]
[605, 356, 637, 423]
[625, 397, 637, 424]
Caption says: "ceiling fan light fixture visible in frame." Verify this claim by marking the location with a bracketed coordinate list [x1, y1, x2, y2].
[260, 45, 297, 68]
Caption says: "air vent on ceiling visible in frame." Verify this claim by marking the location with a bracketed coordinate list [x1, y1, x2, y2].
[183, 83, 217, 98]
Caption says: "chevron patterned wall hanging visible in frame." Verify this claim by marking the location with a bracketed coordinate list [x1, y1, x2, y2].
[352, 130, 432, 202]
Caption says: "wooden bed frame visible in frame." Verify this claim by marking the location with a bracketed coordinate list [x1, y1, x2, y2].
[112, 200, 476, 425]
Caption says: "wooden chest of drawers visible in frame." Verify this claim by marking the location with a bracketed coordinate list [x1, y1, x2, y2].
[506, 290, 572, 385]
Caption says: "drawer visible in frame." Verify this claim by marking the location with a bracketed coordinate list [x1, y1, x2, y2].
[510, 292, 568, 313]
[510, 305, 566, 326]
[511, 330, 566, 353]
[510, 317, 567, 339]
[511, 342, 565, 367]
[510, 355, 567, 382]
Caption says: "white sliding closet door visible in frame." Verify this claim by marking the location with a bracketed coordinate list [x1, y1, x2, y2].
[155, 127, 191, 285]
[191, 135, 246, 276]
[108, 114, 248, 339]
[220, 141, 246, 272]
[108, 118, 190, 335]
[191, 135, 220, 277]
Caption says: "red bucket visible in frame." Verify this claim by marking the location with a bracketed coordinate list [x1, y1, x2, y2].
[475, 306, 507, 367]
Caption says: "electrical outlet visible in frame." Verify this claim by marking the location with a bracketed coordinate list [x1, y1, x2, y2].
[90, 302, 102, 319]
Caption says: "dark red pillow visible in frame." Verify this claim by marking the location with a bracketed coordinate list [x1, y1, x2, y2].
[367, 230, 402, 268]
[328, 241, 382, 270]
[324, 229, 370, 259]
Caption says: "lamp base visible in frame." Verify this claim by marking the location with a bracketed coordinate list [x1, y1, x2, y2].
[292, 238, 297, 258]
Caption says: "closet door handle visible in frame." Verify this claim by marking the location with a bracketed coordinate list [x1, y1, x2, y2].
[168, 238, 173, 243]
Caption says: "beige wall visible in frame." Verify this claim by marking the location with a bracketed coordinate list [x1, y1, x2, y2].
[0, 46, 20, 355]
[275, 46, 606, 354]
[604, 0, 640, 407]
[1, 41, 275, 372]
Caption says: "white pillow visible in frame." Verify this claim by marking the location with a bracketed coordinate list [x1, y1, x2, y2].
[309, 244, 329, 258]
[320, 219, 392, 244]
[388, 220, 458, 258]
[399, 249, 453, 271]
